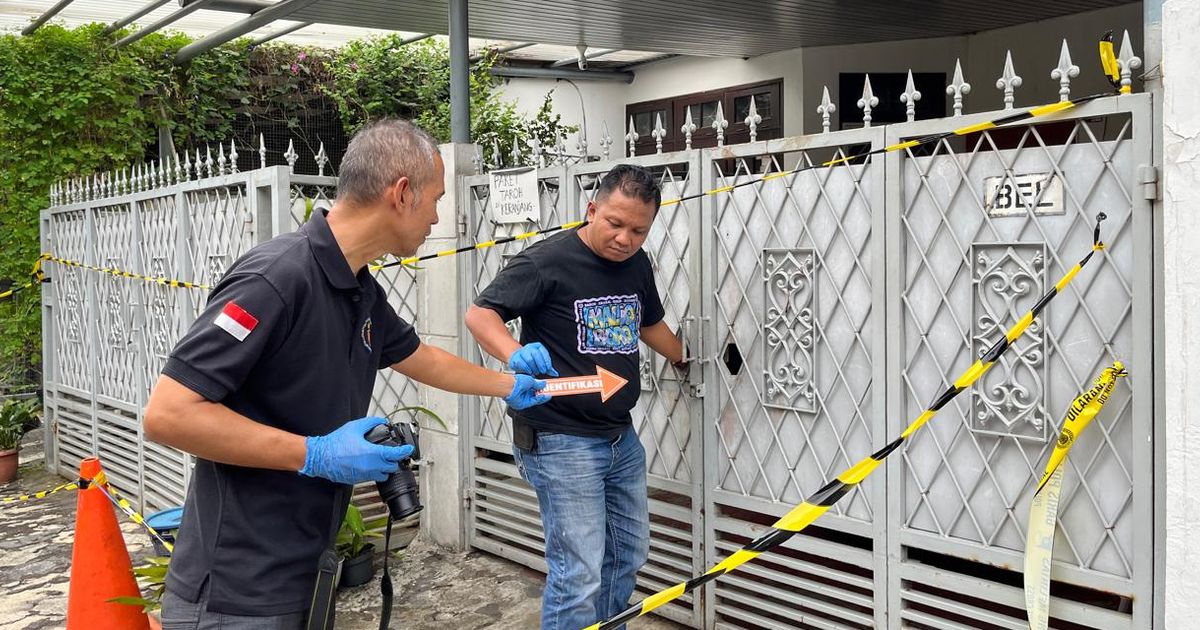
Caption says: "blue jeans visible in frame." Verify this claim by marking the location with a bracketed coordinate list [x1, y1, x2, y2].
[513, 424, 650, 630]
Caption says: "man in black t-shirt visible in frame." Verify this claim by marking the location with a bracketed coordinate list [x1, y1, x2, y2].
[143, 119, 549, 629]
[466, 164, 685, 630]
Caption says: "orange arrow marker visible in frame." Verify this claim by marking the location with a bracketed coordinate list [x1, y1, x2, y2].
[542, 366, 628, 403]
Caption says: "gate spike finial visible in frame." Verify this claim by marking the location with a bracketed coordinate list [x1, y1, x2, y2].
[713, 101, 728, 147]
[195, 148, 203, 180]
[996, 50, 1023, 110]
[901, 70, 922, 122]
[183, 150, 192, 181]
[259, 134, 267, 169]
[218, 143, 228, 175]
[315, 141, 328, 176]
[575, 129, 588, 158]
[555, 133, 567, 166]
[1051, 39, 1080, 102]
[283, 139, 298, 173]
[530, 135, 544, 167]
[205, 145, 214, 178]
[745, 95, 762, 142]
[858, 74, 879, 127]
[817, 87, 836, 133]
[681, 106, 697, 150]
[229, 140, 239, 174]
[490, 136, 501, 169]
[947, 59, 971, 117]
[652, 112, 666, 154]
[625, 115, 639, 157]
[1117, 29, 1142, 93]
[600, 122, 613, 160]
[510, 136, 522, 167]
[471, 144, 483, 174]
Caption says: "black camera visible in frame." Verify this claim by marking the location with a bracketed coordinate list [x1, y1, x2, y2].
[362, 421, 423, 520]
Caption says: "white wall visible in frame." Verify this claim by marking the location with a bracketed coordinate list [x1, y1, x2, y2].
[621, 50, 804, 140]
[1161, 0, 1200, 623]
[801, 3, 1144, 133]
[494, 77, 627, 160]
[495, 48, 804, 155]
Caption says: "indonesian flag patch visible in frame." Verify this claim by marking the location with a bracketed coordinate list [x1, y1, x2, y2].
[214, 301, 259, 341]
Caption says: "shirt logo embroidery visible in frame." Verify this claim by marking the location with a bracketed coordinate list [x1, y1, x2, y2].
[361, 317, 373, 352]
[214, 301, 258, 342]
[575, 295, 641, 355]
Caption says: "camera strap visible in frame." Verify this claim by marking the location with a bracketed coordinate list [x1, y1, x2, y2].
[378, 516, 395, 630]
[306, 487, 348, 630]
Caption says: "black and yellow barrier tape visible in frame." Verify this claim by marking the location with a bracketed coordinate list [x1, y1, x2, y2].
[0, 480, 79, 504]
[89, 471, 175, 554]
[41, 254, 211, 291]
[2, 472, 174, 554]
[0, 256, 48, 303]
[1024, 361, 1127, 630]
[584, 213, 1109, 630]
[373, 220, 589, 270]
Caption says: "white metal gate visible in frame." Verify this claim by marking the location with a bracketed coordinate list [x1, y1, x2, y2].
[462, 93, 1155, 628]
[40, 160, 422, 538]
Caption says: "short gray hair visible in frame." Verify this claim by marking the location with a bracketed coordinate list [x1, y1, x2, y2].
[338, 118, 439, 205]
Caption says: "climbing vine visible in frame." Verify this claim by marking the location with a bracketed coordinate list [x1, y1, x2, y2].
[0, 24, 572, 390]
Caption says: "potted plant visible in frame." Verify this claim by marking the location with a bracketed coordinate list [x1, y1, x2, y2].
[0, 397, 40, 483]
[336, 503, 381, 588]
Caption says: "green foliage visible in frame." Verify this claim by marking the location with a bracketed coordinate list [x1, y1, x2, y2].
[0, 25, 572, 389]
[337, 503, 381, 559]
[0, 398, 40, 450]
[110, 555, 170, 612]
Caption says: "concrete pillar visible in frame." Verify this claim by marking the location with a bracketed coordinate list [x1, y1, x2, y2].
[416, 143, 476, 550]
[1161, 0, 1200, 624]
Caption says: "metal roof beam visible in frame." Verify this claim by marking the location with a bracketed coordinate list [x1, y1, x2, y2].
[248, 21, 314, 47]
[470, 42, 535, 63]
[549, 47, 619, 68]
[112, 0, 220, 48]
[490, 65, 633, 83]
[180, 0, 272, 13]
[21, 0, 77, 35]
[174, 0, 322, 64]
[103, 0, 173, 35]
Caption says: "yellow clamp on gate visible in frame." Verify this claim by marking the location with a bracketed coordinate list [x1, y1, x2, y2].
[1024, 362, 1127, 630]
[582, 213, 1110, 630]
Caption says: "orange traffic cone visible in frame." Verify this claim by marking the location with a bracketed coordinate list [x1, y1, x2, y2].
[66, 457, 151, 630]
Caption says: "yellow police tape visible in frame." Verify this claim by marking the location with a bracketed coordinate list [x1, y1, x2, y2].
[1, 472, 174, 554]
[1024, 362, 1127, 630]
[0, 480, 79, 504]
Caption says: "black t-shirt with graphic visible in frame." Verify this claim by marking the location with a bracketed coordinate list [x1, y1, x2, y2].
[475, 229, 664, 438]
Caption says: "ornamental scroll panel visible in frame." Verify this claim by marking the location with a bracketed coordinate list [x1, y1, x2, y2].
[762, 248, 817, 413]
[970, 242, 1048, 441]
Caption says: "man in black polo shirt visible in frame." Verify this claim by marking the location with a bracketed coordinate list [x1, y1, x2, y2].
[143, 119, 549, 628]
[465, 164, 685, 630]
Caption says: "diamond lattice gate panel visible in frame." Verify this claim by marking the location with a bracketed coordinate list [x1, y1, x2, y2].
[885, 94, 1154, 630]
[463, 156, 706, 628]
[703, 129, 889, 629]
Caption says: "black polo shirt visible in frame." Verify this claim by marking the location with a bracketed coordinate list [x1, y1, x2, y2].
[160, 210, 420, 616]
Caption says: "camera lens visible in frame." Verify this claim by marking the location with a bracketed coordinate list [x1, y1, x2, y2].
[363, 422, 424, 520]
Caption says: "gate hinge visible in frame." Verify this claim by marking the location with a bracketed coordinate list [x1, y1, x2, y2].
[456, 211, 468, 236]
[1139, 165, 1159, 200]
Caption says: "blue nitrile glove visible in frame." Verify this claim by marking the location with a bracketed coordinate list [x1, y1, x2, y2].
[505, 374, 551, 410]
[507, 342, 559, 377]
[299, 416, 414, 485]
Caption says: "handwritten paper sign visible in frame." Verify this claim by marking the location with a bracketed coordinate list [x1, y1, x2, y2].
[489, 167, 540, 224]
